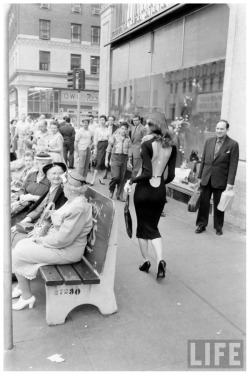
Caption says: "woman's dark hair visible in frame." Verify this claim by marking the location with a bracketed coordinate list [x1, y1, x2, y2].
[99, 115, 107, 121]
[119, 121, 129, 129]
[82, 118, 90, 124]
[10, 119, 17, 124]
[146, 112, 174, 148]
[108, 114, 116, 121]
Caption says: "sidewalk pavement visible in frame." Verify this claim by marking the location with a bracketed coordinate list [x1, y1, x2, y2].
[4, 177, 246, 371]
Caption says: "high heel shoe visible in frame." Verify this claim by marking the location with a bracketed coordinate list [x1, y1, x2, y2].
[12, 295, 35, 310]
[156, 260, 166, 280]
[139, 261, 151, 273]
[99, 179, 105, 185]
[12, 284, 22, 298]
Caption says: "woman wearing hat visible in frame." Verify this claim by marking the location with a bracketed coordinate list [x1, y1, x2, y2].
[11, 162, 68, 248]
[11, 152, 52, 226]
[12, 171, 93, 310]
[124, 112, 177, 280]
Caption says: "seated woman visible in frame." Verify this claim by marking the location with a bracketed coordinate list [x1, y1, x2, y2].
[11, 152, 52, 226]
[11, 162, 68, 249]
[11, 151, 36, 188]
[12, 171, 93, 311]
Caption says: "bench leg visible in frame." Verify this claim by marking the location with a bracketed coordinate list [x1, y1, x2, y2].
[44, 283, 117, 325]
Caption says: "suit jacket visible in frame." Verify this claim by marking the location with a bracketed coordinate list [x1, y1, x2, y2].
[26, 184, 67, 221]
[130, 123, 147, 158]
[198, 135, 239, 189]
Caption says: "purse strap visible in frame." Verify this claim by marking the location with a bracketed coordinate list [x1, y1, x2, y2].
[125, 194, 129, 207]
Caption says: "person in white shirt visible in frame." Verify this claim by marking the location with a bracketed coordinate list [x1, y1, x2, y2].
[14, 114, 32, 159]
[75, 118, 92, 183]
[33, 120, 51, 155]
[89, 115, 109, 186]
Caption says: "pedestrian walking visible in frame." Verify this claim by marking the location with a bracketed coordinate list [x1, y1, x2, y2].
[130, 114, 147, 178]
[75, 118, 92, 183]
[45, 121, 64, 163]
[14, 114, 32, 159]
[124, 112, 177, 280]
[103, 115, 119, 179]
[195, 119, 239, 236]
[59, 117, 75, 169]
[33, 120, 51, 155]
[90, 115, 109, 186]
[105, 121, 132, 202]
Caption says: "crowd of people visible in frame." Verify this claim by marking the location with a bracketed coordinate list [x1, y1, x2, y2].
[9, 111, 239, 311]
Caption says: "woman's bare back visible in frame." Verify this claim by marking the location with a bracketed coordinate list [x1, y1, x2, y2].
[150, 141, 172, 187]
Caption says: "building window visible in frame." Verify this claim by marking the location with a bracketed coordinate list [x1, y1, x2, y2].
[71, 54, 81, 70]
[202, 79, 207, 92]
[218, 75, 223, 90]
[123, 87, 127, 106]
[39, 20, 50, 40]
[92, 4, 101, 15]
[175, 83, 178, 94]
[202, 65, 207, 76]
[71, 4, 81, 14]
[188, 80, 192, 92]
[39, 51, 50, 71]
[210, 78, 214, 91]
[170, 83, 173, 94]
[71, 24, 81, 43]
[40, 4, 50, 10]
[90, 56, 100, 75]
[183, 81, 186, 94]
[91, 26, 100, 45]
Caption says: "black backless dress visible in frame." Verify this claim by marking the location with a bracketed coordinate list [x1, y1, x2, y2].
[130, 139, 177, 239]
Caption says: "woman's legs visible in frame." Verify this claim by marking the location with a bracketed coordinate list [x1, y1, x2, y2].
[138, 238, 150, 262]
[15, 274, 32, 299]
[150, 238, 164, 265]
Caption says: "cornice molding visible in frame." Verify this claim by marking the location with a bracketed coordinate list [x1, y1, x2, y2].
[15, 37, 100, 52]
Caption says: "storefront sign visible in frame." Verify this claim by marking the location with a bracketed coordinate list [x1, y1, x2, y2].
[196, 93, 222, 113]
[60, 90, 99, 105]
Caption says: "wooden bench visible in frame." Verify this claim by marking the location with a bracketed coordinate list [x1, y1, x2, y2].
[39, 187, 118, 326]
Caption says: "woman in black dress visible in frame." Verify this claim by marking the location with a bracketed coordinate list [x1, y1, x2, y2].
[124, 112, 177, 280]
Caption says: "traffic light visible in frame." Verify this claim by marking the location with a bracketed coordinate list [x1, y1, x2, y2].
[67, 70, 76, 89]
[78, 69, 85, 90]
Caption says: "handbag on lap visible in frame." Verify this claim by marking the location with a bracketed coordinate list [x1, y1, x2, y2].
[124, 195, 132, 238]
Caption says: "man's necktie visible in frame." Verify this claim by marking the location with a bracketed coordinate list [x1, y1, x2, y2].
[214, 139, 222, 157]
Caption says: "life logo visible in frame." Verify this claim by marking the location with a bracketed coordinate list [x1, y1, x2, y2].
[187, 340, 244, 369]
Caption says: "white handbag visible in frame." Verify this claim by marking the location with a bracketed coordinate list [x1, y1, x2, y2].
[217, 189, 235, 212]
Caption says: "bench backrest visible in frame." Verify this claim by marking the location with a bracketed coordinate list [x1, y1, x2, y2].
[84, 187, 115, 274]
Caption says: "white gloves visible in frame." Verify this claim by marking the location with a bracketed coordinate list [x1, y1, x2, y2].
[19, 193, 36, 202]
[124, 180, 133, 194]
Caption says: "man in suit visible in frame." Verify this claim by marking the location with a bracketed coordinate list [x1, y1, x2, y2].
[130, 114, 147, 178]
[59, 117, 75, 169]
[195, 120, 239, 235]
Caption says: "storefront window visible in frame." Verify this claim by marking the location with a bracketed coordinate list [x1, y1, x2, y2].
[110, 4, 229, 166]
[28, 89, 59, 116]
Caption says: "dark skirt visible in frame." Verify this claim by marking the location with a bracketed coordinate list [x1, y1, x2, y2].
[134, 177, 166, 239]
[95, 140, 108, 171]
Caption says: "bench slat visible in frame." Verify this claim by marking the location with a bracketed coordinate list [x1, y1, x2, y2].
[73, 261, 100, 284]
[56, 265, 82, 285]
[40, 265, 64, 286]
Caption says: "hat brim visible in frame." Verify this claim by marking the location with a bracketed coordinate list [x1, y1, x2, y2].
[43, 162, 67, 174]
